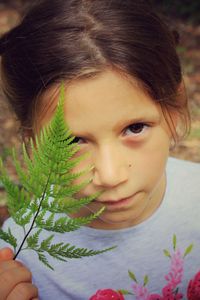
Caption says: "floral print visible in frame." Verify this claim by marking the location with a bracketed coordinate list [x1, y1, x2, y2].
[89, 235, 200, 300]
[89, 289, 125, 300]
[164, 249, 184, 289]
[187, 271, 200, 300]
[132, 284, 150, 300]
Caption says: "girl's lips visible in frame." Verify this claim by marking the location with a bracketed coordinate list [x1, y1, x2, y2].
[95, 194, 137, 209]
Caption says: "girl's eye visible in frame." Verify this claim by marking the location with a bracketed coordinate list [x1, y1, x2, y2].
[72, 136, 86, 144]
[124, 123, 149, 136]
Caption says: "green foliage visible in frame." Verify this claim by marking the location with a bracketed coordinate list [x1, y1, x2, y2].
[0, 227, 17, 250]
[163, 235, 194, 259]
[152, 0, 200, 23]
[163, 249, 171, 258]
[0, 84, 115, 269]
[128, 270, 137, 283]
[119, 289, 134, 296]
[188, 128, 200, 140]
[143, 275, 149, 286]
[184, 244, 193, 258]
[173, 234, 177, 251]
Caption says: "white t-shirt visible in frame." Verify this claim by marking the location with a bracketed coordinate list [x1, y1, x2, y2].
[1, 157, 200, 299]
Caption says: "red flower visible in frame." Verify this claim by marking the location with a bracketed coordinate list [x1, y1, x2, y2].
[187, 271, 200, 300]
[89, 289, 125, 300]
[149, 294, 163, 300]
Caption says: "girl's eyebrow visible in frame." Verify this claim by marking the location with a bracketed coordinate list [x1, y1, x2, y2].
[69, 113, 161, 139]
[113, 113, 161, 131]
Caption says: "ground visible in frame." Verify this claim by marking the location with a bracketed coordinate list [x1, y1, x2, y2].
[0, 5, 199, 223]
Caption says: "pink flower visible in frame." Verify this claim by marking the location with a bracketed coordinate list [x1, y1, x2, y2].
[89, 289, 125, 300]
[187, 271, 200, 300]
[132, 283, 150, 300]
[164, 250, 184, 289]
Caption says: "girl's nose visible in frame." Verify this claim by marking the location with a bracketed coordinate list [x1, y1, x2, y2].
[92, 145, 129, 188]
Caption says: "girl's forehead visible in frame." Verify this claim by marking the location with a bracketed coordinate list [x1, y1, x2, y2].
[35, 70, 162, 133]
[64, 70, 159, 111]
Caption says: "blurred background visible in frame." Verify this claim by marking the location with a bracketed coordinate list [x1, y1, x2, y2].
[0, 0, 200, 224]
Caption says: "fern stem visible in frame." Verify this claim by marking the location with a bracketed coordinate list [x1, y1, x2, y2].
[13, 173, 51, 260]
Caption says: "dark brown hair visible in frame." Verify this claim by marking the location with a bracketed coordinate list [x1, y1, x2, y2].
[0, 0, 189, 139]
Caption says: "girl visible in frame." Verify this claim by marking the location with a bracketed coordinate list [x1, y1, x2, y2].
[0, 1, 200, 299]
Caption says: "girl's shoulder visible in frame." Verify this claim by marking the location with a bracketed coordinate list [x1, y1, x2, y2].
[168, 156, 200, 167]
[167, 157, 200, 178]
[166, 157, 200, 206]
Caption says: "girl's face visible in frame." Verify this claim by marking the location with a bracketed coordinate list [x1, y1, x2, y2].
[39, 69, 175, 230]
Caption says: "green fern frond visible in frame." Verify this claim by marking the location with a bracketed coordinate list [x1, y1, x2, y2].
[35, 207, 105, 233]
[35, 241, 116, 269]
[40, 235, 54, 250]
[0, 228, 17, 249]
[46, 243, 115, 260]
[38, 252, 54, 270]
[14, 208, 34, 227]
[0, 172, 29, 214]
[26, 229, 42, 249]
[41, 192, 101, 214]
[0, 83, 114, 269]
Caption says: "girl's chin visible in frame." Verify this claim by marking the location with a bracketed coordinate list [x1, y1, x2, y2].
[87, 209, 143, 230]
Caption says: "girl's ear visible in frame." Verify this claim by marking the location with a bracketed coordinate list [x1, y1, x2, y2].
[21, 128, 34, 142]
[174, 80, 187, 127]
[21, 128, 35, 158]
[170, 110, 179, 129]
[169, 80, 187, 141]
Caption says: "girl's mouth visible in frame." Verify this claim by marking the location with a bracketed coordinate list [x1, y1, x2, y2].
[95, 193, 137, 209]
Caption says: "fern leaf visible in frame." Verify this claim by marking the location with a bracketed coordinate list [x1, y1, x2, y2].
[45, 213, 55, 228]
[35, 207, 104, 233]
[45, 192, 101, 214]
[0, 83, 114, 269]
[14, 209, 33, 227]
[26, 229, 42, 249]
[0, 176, 28, 214]
[38, 241, 116, 261]
[40, 235, 54, 250]
[37, 252, 54, 270]
[0, 228, 17, 249]
[54, 207, 105, 232]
